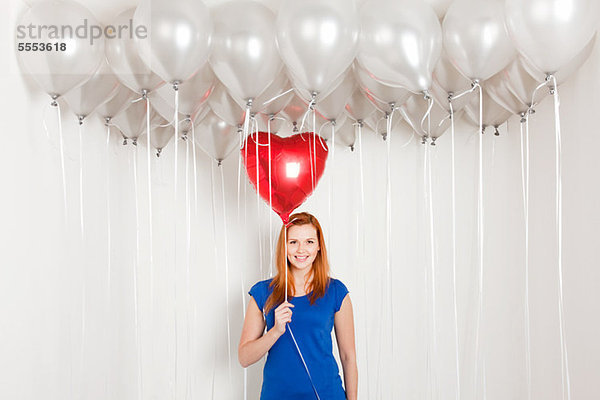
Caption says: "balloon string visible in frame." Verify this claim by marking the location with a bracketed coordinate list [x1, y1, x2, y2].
[426, 140, 439, 400]
[104, 123, 112, 400]
[55, 103, 68, 221]
[475, 82, 485, 398]
[268, 118, 273, 277]
[423, 136, 431, 400]
[42, 101, 52, 141]
[312, 111, 317, 191]
[449, 82, 478, 101]
[78, 120, 85, 239]
[549, 75, 571, 400]
[262, 87, 294, 106]
[132, 145, 143, 400]
[209, 161, 218, 400]
[420, 94, 434, 135]
[237, 129, 243, 225]
[327, 122, 335, 253]
[385, 109, 394, 399]
[298, 96, 316, 133]
[253, 119, 264, 279]
[243, 101, 252, 140]
[191, 122, 199, 216]
[519, 116, 532, 400]
[219, 164, 233, 386]
[356, 122, 371, 398]
[287, 325, 321, 400]
[184, 136, 192, 400]
[145, 93, 155, 310]
[172, 86, 180, 400]
[530, 79, 550, 109]
[449, 100, 461, 400]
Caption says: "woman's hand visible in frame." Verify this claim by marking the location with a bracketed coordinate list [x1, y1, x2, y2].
[273, 301, 294, 337]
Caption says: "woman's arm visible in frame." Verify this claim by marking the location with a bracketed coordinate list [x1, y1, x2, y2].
[238, 297, 285, 368]
[334, 295, 358, 400]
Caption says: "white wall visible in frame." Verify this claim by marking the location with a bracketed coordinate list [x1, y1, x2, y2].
[1, 1, 599, 399]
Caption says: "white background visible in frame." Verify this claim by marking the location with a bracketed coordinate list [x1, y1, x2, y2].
[1, 1, 599, 399]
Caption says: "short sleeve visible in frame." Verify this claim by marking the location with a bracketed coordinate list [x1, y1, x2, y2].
[248, 281, 266, 313]
[333, 279, 349, 312]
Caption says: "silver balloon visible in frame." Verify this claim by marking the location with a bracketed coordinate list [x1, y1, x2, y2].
[315, 69, 356, 122]
[149, 91, 190, 124]
[194, 111, 240, 162]
[484, 70, 528, 115]
[506, 0, 599, 74]
[208, 83, 246, 127]
[432, 51, 473, 111]
[233, 69, 294, 116]
[105, 8, 164, 94]
[96, 85, 135, 121]
[520, 34, 597, 85]
[17, 0, 105, 99]
[423, 0, 452, 19]
[112, 99, 161, 140]
[281, 95, 309, 127]
[155, 63, 216, 116]
[358, 0, 442, 93]
[141, 120, 175, 153]
[277, 0, 359, 94]
[63, 60, 120, 119]
[364, 109, 406, 139]
[503, 60, 547, 109]
[443, 0, 517, 81]
[400, 95, 458, 138]
[353, 63, 411, 111]
[210, 1, 282, 102]
[134, 0, 212, 84]
[464, 89, 512, 130]
[345, 87, 376, 122]
[322, 117, 355, 148]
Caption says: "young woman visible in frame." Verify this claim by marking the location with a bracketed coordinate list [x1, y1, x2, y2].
[238, 212, 357, 399]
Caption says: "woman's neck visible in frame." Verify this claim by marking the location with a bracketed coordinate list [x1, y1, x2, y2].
[291, 266, 313, 293]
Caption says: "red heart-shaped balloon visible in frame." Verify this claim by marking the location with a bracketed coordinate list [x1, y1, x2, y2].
[242, 132, 328, 223]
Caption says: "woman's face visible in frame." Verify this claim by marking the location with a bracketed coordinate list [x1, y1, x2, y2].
[286, 224, 320, 271]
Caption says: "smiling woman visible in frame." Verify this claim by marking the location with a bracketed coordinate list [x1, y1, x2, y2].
[238, 212, 358, 400]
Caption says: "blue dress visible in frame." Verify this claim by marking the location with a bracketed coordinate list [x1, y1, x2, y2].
[248, 277, 349, 400]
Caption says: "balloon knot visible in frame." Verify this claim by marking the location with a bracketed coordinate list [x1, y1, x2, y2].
[494, 127, 500, 136]
[132, 138, 138, 146]
[430, 137, 437, 146]
[172, 82, 180, 91]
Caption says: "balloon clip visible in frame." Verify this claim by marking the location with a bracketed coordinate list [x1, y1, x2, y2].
[172, 82, 180, 92]
[481, 126, 486, 135]
[430, 137, 437, 146]
[50, 94, 59, 107]
[78, 115, 84, 126]
[104, 117, 111, 126]
[520, 112, 527, 124]
[122, 138, 128, 146]
[471, 79, 480, 89]
[156, 148, 162, 158]
[422, 91, 430, 101]
[421, 136, 427, 145]
[549, 86, 556, 95]
[292, 121, 299, 132]
[217, 159, 223, 167]
[132, 138, 138, 146]
[494, 127, 500, 136]
[350, 145, 355, 152]
[447, 91, 454, 102]
[141, 89, 149, 100]
[381, 131, 388, 141]
[181, 132, 188, 141]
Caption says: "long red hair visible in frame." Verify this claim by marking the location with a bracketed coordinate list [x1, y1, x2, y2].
[263, 212, 331, 314]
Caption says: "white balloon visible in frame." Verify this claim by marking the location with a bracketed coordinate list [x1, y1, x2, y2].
[506, 0, 600, 74]
[63, 61, 120, 119]
[281, 95, 309, 128]
[232, 70, 294, 116]
[464, 89, 512, 129]
[208, 83, 246, 127]
[134, 0, 212, 84]
[17, 0, 105, 99]
[210, 1, 282, 102]
[155, 63, 216, 117]
[484, 70, 528, 115]
[194, 111, 240, 162]
[358, 0, 442, 93]
[400, 95, 457, 138]
[353, 64, 411, 111]
[112, 100, 161, 140]
[345, 87, 376, 122]
[520, 34, 597, 85]
[96, 85, 135, 121]
[277, 0, 359, 94]
[443, 0, 517, 81]
[423, 0, 452, 19]
[315, 70, 356, 122]
[105, 8, 164, 94]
